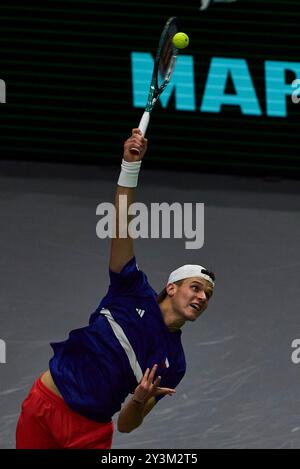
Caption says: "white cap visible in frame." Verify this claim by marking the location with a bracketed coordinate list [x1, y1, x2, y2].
[167, 265, 215, 287]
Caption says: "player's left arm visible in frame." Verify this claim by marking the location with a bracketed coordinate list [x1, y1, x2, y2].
[142, 396, 157, 417]
[117, 396, 156, 434]
[117, 365, 175, 433]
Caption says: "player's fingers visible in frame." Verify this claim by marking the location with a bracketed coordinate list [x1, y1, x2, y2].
[156, 387, 176, 396]
[129, 137, 143, 147]
[132, 128, 143, 136]
[142, 367, 150, 382]
[153, 376, 161, 387]
[148, 364, 158, 383]
[126, 133, 147, 158]
[127, 135, 144, 147]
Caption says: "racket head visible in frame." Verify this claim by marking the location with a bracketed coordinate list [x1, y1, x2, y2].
[145, 16, 179, 112]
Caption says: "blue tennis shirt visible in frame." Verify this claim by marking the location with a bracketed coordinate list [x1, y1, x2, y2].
[49, 257, 186, 423]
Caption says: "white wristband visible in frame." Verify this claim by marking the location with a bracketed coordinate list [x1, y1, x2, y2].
[117, 159, 142, 188]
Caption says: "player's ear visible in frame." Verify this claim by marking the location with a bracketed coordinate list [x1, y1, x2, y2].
[166, 283, 176, 297]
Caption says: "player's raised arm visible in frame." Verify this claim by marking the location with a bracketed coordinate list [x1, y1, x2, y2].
[109, 129, 148, 273]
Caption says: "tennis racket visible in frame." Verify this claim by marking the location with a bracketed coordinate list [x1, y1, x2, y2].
[200, 0, 238, 11]
[130, 17, 180, 155]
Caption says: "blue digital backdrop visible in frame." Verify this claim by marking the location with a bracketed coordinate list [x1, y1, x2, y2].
[0, 0, 300, 176]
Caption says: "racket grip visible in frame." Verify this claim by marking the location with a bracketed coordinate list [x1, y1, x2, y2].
[130, 112, 150, 155]
[138, 111, 150, 136]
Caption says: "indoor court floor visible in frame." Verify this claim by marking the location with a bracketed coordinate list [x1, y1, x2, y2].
[1, 159, 300, 449]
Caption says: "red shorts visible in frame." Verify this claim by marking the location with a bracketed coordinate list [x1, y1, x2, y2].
[16, 374, 114, 449]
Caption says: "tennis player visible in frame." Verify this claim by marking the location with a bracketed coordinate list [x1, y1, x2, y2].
[16, 129, 215, 449]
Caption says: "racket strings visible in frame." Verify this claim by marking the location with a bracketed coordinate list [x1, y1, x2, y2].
[158, 21, 178, 87]
[159, 38, 173, 78]
[143, 17, 179, 112]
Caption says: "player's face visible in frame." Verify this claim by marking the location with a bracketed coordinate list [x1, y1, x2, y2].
[173, 277, 213, 321]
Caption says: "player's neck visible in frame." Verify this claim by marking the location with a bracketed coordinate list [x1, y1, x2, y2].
[159, 300, 185, 332]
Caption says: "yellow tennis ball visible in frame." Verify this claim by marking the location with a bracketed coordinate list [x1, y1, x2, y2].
[172, 32, 189, 49]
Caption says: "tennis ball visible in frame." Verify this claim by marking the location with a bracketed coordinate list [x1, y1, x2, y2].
[172, 32, 189, 49]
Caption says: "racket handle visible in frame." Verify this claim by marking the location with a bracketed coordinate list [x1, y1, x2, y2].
[130, 111, 150, 155]
[138, 111, 150, 136]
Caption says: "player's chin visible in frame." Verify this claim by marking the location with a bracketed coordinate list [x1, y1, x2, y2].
[185, 306, 202, 321]
[186, 306, 206, 322]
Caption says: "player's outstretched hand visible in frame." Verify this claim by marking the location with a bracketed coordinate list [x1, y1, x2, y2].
[133, 364, 176, 404]
[124, 129, 148, 163]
